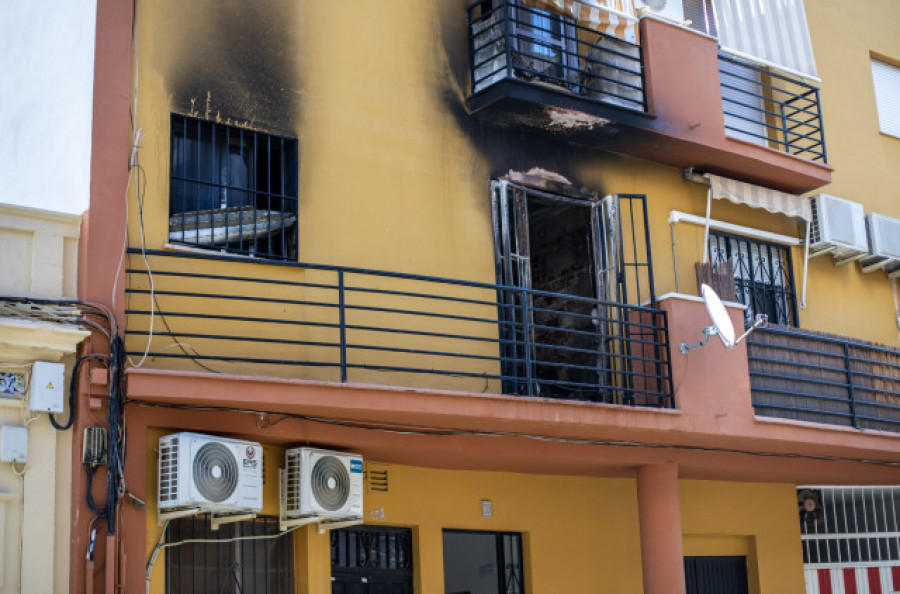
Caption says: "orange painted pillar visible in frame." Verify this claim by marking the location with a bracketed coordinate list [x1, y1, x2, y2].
[637, 463, 686, 594]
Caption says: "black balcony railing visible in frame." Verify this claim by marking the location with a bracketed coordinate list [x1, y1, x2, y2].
[124, 249, 673, 408]
[748, 327, 900, 433]
[718, 53, 827, 162]
[468, 0, 647, 112]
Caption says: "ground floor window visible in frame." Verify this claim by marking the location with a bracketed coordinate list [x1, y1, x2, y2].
[442, 529, 524, 594]
[331, 525, 413, 594]
[165, 516, 293, 594]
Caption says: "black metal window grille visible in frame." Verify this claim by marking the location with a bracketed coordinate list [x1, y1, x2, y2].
[331, 526, 413, 593]
[800, 486, 900, 565]
[468, 0, 647, 111]
[442, 530, 524, 594]
[164, 516, 294, 594]
[708, 230, 798, 327]
[170, 114, 299, 261]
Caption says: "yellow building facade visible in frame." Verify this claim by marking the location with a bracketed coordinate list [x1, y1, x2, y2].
[76, 0, 900, 592]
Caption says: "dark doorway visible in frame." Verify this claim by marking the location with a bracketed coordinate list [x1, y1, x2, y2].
[684, 556, 750, 594]
[491, 180, 663, 404]
[331, 525, 413, 594]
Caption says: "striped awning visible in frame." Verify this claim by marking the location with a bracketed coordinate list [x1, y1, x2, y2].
[709, 174, 811, 221]
[526, 0, 640, 42]
[712, 0, 818, 80]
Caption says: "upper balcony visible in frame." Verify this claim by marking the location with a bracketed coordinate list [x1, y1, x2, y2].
[466, 0, 832, 194]
[747, 325, 900, 434]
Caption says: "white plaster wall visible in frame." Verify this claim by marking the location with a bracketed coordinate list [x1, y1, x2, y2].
[0, 0, 97, 215]
[0, 204, 82, 300]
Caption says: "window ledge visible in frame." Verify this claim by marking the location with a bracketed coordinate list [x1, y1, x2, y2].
[161, 243, 295, 267]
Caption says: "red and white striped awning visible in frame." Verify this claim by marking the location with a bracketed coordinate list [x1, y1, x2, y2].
[526, 0, 640, 42]
[712, 0, 819, 80]
[709, 174, 812, 221]
[806, 566, 900, 594]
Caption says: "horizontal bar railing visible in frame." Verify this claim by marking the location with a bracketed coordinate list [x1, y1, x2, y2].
[124, 249, 673, 408]
[468, 0, 647, 112]
[718, 53, 827, 163]
[747, 326, 900, 433]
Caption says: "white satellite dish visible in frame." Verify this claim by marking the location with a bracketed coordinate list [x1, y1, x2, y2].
[679, 284, 768, 354]
[702, 283, 735, 347]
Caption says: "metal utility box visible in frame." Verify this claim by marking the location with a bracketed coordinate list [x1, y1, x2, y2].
[0, 426, 27, 463]
[29, 361, 64, 413]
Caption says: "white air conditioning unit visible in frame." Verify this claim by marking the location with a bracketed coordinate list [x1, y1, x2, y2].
[809, 194, 868, 259]
[158, 432, 263, 515]
[283, 447, 363, 520]
[635, 0, 684, 23]
[866, 213, 900, 261]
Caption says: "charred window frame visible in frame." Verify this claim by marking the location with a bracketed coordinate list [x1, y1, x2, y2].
[708, 230, 798, 327]
[169, 114, 299, 261]
[164, 516, 294, 593]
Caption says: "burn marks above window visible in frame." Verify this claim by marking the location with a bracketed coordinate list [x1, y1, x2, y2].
[169, 114, 299, 261]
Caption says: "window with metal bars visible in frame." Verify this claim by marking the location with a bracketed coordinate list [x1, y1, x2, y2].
[708, 230, 798, 327]
[164, 516, 294, 594]
[442, 530, 524, 594]
[169, 114, 299, 261]
[800, 487, 900, 565]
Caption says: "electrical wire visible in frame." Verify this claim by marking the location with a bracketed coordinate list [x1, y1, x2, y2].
[85, 465, 108, 517]
[131, 400, 900, 468]
[49, 354, 107, 431]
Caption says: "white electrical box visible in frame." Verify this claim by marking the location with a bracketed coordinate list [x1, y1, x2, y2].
[29, 361, 64, 413]
[0, 426, 28, 463]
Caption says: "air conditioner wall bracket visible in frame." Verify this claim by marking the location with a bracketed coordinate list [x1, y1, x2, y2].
[317, 518, 363, 535]
[158, 507, 201, 526]
[211, 513, 256, 531]
[279, 516, 320, 533]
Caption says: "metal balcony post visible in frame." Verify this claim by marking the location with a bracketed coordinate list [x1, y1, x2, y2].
[521, 288, 535, 396]
[338, 270, 347, 383]
[843, 342, 858, 428]
[503, 0, 513, 80]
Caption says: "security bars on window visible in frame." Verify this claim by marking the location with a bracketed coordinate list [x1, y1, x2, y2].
[708, 230, 798, 327]
[800, 486, 900, 566]
[169, 114, 299, 261]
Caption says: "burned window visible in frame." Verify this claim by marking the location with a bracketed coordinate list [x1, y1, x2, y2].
[170, 114, 298, 261]
[708, 231, 798, 327]
[491, 179, 671, 407]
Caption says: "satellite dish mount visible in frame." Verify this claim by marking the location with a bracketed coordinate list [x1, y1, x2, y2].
[679, 284, 767, 354]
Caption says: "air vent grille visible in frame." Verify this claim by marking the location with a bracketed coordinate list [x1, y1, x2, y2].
[366, 464, 389, 493]
[159, 438, 179, 503]
[284, 449, 302, 513]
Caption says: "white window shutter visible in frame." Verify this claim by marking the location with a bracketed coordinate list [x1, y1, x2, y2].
[871, 58, 900, 138]
[711, 0, 819, 80]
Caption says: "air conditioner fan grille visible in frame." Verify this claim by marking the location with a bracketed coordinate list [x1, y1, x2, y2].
[193, 442, 238, 503]
[311, 456, 350, 511]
